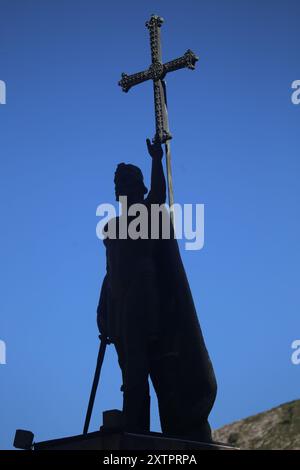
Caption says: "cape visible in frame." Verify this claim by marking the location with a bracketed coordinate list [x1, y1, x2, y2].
[154, 228, 217, 429]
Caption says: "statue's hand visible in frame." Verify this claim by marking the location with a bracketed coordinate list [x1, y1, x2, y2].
[97, 311, 112, 344]
[146, 138, 163, 160]
[99, 333, 112, 345]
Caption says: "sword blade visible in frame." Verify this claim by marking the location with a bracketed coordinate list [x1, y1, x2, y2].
[83, 339, 107, 435]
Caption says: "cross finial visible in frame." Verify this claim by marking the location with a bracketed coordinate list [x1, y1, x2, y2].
[145, 14, 164, 30]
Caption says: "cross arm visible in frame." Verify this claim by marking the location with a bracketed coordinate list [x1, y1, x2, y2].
[118, 69, 153, 93]
[163, 49, 199, 75]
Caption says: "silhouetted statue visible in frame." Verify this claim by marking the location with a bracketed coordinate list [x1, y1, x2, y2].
[97, 139, 217, 442]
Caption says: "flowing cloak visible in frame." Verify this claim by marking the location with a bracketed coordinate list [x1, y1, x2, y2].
[98, 202, 217, 431]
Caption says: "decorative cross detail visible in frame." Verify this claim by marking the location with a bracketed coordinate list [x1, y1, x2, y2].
[118, 15, 198, 216]
[118, 15, 198, 144]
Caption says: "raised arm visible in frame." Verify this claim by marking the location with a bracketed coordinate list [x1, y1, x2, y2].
[146, 139, 166, 204]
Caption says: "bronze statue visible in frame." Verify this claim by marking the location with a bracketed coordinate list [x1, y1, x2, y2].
[97, 139, 217, 442]
[93, 14, 217, 443]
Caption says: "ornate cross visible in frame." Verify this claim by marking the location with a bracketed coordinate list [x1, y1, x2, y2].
[118, 14, 198, 210]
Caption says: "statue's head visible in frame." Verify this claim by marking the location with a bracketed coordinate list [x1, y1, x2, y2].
[114, 163, 148, 201]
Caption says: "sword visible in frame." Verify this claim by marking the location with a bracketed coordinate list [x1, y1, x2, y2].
[83, 335, 108, 434]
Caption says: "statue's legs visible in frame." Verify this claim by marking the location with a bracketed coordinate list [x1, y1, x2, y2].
[114, 338, 151, 434]
[113, 267, 159, 433]
[112, 267, 217, 440]
[150, 352, 182, 435]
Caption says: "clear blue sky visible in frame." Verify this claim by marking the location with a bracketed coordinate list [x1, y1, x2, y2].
[0, 0, 299, 450]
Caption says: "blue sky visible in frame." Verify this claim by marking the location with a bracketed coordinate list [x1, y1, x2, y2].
[0, 0, 299, 449]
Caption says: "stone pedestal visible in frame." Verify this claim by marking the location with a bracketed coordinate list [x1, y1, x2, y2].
[34, 430, 236, 451]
